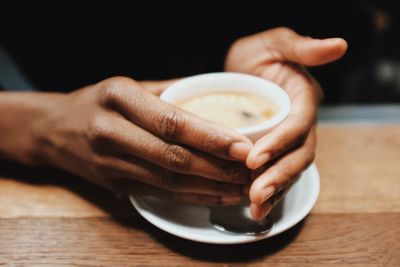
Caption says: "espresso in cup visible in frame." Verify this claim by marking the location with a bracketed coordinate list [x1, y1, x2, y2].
[160, 73, 291, 233]
[176, 92, 278, 129]
[161, 72, 291, 142]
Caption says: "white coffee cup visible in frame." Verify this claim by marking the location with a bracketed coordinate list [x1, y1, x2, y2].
[160, 72, 291, 142]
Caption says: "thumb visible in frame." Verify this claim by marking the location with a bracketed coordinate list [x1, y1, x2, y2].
[261, 27, 348, 66]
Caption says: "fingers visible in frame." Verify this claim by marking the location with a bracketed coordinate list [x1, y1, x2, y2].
[112, 179, 242, 206]
[250, 189, 287, 219]
[99, 115, 250, 183]
[98, 78, 252, 161]
[258, 27, 348, 66]
[246, 114, 313, 170]
[250, 201, 273, 220]
[247, 63, 320, 170]
[249, 131, 315, 219]
[100, 153, 245, 196]
[140, 78, 180, 96]
[249, 127, 316, 206]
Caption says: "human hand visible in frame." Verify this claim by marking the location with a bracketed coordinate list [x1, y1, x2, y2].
[31, 77, 253, 205]
[225, 27, 347, 218]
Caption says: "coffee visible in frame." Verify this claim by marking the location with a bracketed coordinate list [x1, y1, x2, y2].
[176, 92, 278, 129]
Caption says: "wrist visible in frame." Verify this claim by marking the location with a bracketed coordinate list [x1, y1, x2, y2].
[0, 92, 65, 166]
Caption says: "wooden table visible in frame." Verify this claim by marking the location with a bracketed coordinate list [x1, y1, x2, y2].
[1, 124, 399, 266]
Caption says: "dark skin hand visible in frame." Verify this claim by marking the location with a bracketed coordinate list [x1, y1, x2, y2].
[225, 27, 347, 219]
[0, 77, 254, 206]
[0, 27, 347, 219]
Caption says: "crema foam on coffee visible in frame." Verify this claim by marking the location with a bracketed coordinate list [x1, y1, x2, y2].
[176, 92, 278, 129]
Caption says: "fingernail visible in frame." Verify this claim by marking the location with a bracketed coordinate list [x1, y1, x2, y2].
[222, 196, 241, 204]
[229, 142, 252, 161]
[261, 186, 275, 203]
[252, 153, 271, 169]
[323, 37, 342, 44]
[226, 166, 251, 183]
[260, 202, 273, 218]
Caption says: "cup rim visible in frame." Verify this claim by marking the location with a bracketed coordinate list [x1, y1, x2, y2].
[160, 72, 291, 135]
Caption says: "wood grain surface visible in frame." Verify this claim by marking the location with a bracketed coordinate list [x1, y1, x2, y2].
[315, 125, 400, 213]
[1, 124, 399, 266]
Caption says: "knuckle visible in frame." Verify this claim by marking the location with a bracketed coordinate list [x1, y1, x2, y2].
[221, 167, 237, 181]
[154, 111, 184, 140]
[98, 81, 125, 105]
[97, 76, 141, 105]
[102, 76, 137, 89]
[199, 132, 215, 153]
[162, 145, 192, 171]
[221, 164, 248, 183]
[281, 166, 292, 183]
[272, 26, 294, 36]
[88, 114, 115, 143]
[275, 134, 291, 155]
[200, 130, 232, 155]
[274, 165, 292, 188]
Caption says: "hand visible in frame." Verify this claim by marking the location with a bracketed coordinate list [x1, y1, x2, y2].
[225, 27, 347, 218]
[28, 77, 253, 205]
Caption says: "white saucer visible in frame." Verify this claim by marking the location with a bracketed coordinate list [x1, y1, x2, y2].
[130, 163, 320, 244]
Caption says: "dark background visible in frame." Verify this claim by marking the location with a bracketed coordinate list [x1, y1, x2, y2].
[2, 0, 400, 104]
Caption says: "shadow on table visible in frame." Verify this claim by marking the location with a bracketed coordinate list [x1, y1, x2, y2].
[113, 197, 303, 263]
[1, 160, 304, 262]
[0, 160, 135, 216]
[115, 215, 305, 263]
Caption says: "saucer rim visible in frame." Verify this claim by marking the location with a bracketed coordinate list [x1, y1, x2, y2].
[130, 163, 320, 244]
